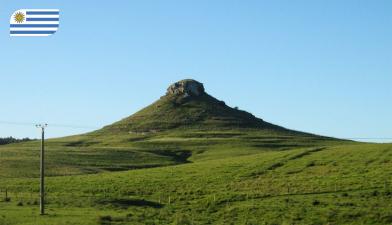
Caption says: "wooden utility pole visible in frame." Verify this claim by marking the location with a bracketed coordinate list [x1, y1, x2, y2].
[36, 124, 47, 215]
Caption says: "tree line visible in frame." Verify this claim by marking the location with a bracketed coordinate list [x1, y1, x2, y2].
[0, 137, 34, 145]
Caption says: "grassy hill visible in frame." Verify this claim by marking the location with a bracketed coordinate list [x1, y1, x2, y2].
[0, 79, 390, 224]
[0, 79, 340, 178]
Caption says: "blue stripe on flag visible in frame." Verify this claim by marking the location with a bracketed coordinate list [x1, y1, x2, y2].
[26, 18, 59, 21]
[10, 24, 59, 28]
[26, 11, 59, 15]
[10, 31, 56, 34]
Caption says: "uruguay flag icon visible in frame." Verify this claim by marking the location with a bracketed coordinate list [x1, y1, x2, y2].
[10, 9, 60, 37]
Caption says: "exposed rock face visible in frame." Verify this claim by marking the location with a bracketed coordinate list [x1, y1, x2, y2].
[167, 79, 205, 97]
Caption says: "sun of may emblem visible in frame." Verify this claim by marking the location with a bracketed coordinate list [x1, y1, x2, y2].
[14, 12, 25, 23]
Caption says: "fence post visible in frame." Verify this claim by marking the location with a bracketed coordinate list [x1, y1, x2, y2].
[287, 182, 290, 194]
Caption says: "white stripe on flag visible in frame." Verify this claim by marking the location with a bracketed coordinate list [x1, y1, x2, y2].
[26, 15, 60, 18]
[24, 9, 59, 12]
[10, 28, 58, 31]
[11, 21, 59, 25]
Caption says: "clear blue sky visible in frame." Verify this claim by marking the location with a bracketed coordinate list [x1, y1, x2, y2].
[1, 0, 391, 142]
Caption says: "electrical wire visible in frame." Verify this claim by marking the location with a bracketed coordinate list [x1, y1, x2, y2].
[0, 121, 99, 129]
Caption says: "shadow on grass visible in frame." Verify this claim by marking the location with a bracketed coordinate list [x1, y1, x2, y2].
[97, 198, 164, 209]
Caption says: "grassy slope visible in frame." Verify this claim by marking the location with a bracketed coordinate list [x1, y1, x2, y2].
[99, 93, 280, 132]
[0, 128, 341, 178]
[1, 142, 392, 224]
[0, 91, 341, 179]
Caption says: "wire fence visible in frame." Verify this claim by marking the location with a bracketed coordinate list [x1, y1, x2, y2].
[1, 176, 391, 207]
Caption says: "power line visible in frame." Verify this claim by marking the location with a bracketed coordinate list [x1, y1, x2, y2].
[0, 121, 36, 126]
[0, 121, 99, 129]
[47, 123, 99, 129]
[347, 138, 392, 140]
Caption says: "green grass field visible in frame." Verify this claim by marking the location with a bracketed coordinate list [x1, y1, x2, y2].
[1, 81, 391, 224]
[1, 130, 391, 224]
